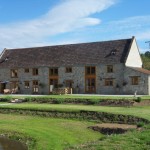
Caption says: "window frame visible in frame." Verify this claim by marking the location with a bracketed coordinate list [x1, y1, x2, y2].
[24, 81, 30, 89]
[105, 78, 114, 86]
[24, 68, 29, 73]
[32, 68, 38, 76]
[85, 66, 96, 75]
[66, 67, 72, 73]
[131, 76, 139, 85]
[107, 65, 113, 73]
[32, 80, 39, 93]
[50, 68, 58, 76]
[11, 69, 18, 78]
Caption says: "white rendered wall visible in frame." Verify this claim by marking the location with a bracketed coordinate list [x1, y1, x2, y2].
[125, 38, 142, 67]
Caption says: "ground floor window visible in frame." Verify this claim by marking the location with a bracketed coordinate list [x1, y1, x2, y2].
[65, 80, 73, 88]
[85, 78, 96, 93]
[50, 79, 58, 88]
[24, 81, 30, 89]
[105, 78, 114, 86]
[33, 80, 39, 93]
[131, 76, 139, 85]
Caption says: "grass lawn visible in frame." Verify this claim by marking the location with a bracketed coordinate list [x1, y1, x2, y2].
[0, 113, 102, 150]
[0, 102, 150, 150]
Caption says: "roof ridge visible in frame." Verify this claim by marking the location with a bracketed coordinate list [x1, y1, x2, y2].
[6, 38, 132, 51]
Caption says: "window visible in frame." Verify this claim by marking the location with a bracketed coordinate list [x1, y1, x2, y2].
[66, 67, 72, 73]
[107, 65, 113, 73]
[50, 79, 58, 88]
[131, 76, 139, 85]
[50, 68, 58, 76]
[32, 68, 38, 76]
[33, 80, 39, 93]
[24, 81, 30, 89]
[85, 78, 96, 93]
[11, 69, 18, 78]
[105, 78, 114, 86]
[65, 80, 73, 88]
[24, 68, 29, 73]
[85, 66, 96, 75]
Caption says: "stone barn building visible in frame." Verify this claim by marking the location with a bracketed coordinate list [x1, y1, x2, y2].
[0, 36, 149, 95]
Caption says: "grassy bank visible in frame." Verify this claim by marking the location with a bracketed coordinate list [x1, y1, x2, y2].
[0, 103, 150, 120]
[0, 114, 101, 150]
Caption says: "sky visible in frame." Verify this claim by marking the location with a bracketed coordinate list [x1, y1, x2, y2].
[0, 0, 150, 53]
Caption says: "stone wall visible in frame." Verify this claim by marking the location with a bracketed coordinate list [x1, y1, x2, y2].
[0, 65, 149, 95]
[96, 64, 124, 94]
[123, 67, 149, 95]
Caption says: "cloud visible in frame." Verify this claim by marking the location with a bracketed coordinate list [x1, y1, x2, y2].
[0, 0, 116, 50]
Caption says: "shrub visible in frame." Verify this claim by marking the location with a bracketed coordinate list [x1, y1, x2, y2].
[0, 96, 13, 102]
[137, 122, 145, 128]
[135, 97, 142, 103]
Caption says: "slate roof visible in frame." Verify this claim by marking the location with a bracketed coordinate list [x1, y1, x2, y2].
[130, 67, 150, 75]
[0, 38, 133, 68]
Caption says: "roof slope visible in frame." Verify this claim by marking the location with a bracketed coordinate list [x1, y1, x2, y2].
[130, 67, 150, 75]
[0, 38, 132, 68]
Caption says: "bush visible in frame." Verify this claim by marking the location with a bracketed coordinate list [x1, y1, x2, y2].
[0, 96, 13, 102]
[135, 97, 142, 103]
[137, 122, 145, 128]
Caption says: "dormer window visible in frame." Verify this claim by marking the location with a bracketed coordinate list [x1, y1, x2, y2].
[110, 49, 117, 55]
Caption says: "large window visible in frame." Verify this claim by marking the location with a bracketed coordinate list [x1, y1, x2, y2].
[50, 79, 58, 88]
[107, 65, 113, 73]
[32, 68, 38, 76]
[131, 76, 139, 85]
[50, 68, 58, 76]
[24, 81, 30, 89]
[11, 69, 18, 78]
[33, 80, 39, 93]
[105, 78, 114, 86]
[85, 78, 96, 93]
[85, 66, 96, 75]
[65, 80, 73, 88]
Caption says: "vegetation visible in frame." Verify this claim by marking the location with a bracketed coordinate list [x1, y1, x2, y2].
[141, 51, 150, 70]
[0, 95, 150, 104]
[0, 96, 150, 150]
[0, 114, 101, 150]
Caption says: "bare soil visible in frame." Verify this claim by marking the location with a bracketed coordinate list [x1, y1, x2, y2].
[88, 123, 138, 135]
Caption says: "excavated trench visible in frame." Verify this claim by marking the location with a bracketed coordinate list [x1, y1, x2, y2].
[88, 123, 139, 135]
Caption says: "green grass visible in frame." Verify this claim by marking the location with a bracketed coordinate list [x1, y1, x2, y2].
[1, 94, 150, 100]
[0, 103, 150, 120]
[71, 128, 150, 150]
[0, 102, 150, 150]
[0, 113, 102, 150]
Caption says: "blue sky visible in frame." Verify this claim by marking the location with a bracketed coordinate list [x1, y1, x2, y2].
[0, 0, 150, 53]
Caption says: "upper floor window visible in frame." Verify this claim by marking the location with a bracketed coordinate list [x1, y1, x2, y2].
[24, 68, 29, 73]
[32, 68, 38, 76]
[105, 78, 114, 86]
[66, 67, 72, 73]
[50, 68, 58, 76]
[131, 76, 139, 85]
[85, 66, 96, 75]
[107, 65, 113, 73]
[11, 69, 18, 78]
